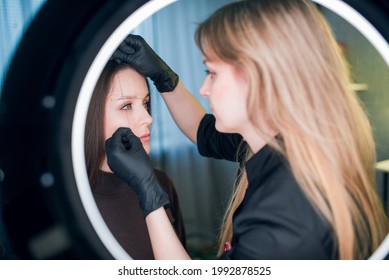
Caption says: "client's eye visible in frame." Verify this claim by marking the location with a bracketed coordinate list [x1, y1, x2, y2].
[143, 100, 150, 109]
[121, 103, 132, 110]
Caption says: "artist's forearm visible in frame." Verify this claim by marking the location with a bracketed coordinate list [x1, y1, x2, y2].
[161, 81, 206, 144]
[146, 207, 191, 260]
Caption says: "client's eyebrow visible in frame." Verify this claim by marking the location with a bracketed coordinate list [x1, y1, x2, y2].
[111, 93, 149, 101]
[112, 95, 136, 101]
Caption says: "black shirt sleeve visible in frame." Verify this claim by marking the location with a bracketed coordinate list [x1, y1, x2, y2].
[196, 114, 245, 162]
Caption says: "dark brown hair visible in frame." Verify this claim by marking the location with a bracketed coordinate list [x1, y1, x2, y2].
[84, 60, 149, 185]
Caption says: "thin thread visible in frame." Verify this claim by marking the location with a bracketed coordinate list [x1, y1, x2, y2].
[118, 75, 132, 128]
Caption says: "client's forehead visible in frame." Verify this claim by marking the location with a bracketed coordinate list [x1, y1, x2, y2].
[108, 68, 149, 100]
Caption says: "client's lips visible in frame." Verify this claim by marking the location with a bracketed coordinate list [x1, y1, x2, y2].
[139, 134, 150, 142]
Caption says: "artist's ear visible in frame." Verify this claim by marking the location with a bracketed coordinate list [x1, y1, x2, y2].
[234, 62, 249, 84]
[234, 65, 250, 97]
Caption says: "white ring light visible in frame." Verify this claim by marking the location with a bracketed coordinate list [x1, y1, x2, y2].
[312, 0, 389, 66]
[72, 0, 388, 260]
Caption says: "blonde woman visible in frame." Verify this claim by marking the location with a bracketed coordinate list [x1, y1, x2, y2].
[106, 0, 389, 259]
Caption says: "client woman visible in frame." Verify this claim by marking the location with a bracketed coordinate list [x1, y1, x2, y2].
[84, 60, 186, 259]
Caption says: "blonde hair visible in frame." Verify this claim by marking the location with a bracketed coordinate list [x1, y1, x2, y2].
[196, 0, 388, 259]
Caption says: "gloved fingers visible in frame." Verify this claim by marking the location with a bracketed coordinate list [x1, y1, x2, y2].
[121, 135, 131, 150]
[112, 58, 122, 64]
[111, 49, 131, 63]
[123, 34, 145, 51]
[105, 127, 133, 152]
[120, 128, 136, 150]
[108, 52, 122, 64]
[117, 41, 135, 55]
[121, 127, 144, 150]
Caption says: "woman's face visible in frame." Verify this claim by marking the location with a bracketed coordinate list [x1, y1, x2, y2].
[199, 55, 250, 135]
[199, 53, 279, 152]
[101, 67, 152, 172]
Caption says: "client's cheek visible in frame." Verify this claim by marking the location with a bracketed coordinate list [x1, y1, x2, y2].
[130, 129, 140, 139]
[142, 143, 151, 155]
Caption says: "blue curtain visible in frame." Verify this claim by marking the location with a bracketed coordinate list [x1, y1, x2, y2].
[0, 0, 46, 92]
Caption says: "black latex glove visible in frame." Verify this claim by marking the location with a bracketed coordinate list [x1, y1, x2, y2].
[105, 127, 169, 217]
[111, 34, 179, 93]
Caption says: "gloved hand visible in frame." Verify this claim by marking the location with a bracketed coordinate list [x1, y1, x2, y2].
[105, 127, 169, 217]
[111, 34, 179, 92]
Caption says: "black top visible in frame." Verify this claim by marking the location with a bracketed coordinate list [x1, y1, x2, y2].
[92, 169, 186, 260]
[197, 114, 336, 260]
